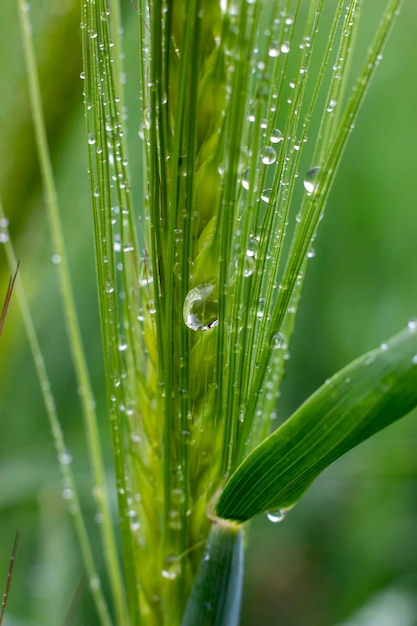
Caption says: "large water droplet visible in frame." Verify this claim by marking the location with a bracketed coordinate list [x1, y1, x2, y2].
[266, 509, 286, 523]
[303, 166, 320, 194]
[261, 146, 276, 165]
[183, 284, 218, 331]
[280, 42, 290, 54]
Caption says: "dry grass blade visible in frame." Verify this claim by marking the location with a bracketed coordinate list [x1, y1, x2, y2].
[0, 262, 19, 340]
[0, 531, 19, 626]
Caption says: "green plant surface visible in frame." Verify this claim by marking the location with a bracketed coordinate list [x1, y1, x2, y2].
[181, 522, 244, 626]
[1, 0, 417, 625]
[215, 325, 417, 521]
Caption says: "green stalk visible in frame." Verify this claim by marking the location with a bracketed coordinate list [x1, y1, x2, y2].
[0, 198, 113, 626]
[16, 2, 127, 624]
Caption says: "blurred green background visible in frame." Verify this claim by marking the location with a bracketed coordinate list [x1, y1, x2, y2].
[0, 1, 416, 625]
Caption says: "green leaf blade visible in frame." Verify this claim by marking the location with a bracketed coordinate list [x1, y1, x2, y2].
[216, 324, 417, 522]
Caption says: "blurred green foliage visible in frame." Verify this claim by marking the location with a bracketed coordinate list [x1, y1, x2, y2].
[0, 1, 416, 625]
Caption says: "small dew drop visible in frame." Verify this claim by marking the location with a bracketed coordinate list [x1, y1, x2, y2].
[147, 299, 157, 315]
[280, 42, 290, 54]
[412, 355, 417, 365]
[307, 247, 315, 259]
[246, 235, 259, 258]
[51, 253, 61, 264]
[62, 488, 73, 500]
[261, 146, 276, 166]
[266, 510, 286, 523]
[268, 45, 280, 58]
[241, 168, 250, 190]
[88, 133, 96, 145]
[257, 298, 265, 320]
[408, 319, 417, 332]
[269, 332, 285, 350]
[260, 188, 272, 203]
[89, 577, 101, 591]
[59, 451, 73, 465]
[303, 166, 320, 195]
[243, 257, 255, 277]
[270, 128, 283, 144]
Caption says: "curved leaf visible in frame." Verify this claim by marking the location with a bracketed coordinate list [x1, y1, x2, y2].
[216, 324, 417, 522]
[181, 522, 244, 626]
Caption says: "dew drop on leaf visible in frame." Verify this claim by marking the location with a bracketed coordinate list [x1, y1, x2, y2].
[261, 188, 272, 203]
[243, 257, 255, 277]
[269, 332, 285, 349]
[270, 128, 283, 143]
[183, 283, 218, 331]
[246, 235, 259, 258]
[261, 146, 276, 165]
[303, 166, 320, 194]
[241, 168, 250, 190]
[408, 319, 417, 332]
[266, 509, 286, 523]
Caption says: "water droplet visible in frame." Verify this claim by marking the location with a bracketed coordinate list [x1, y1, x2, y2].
[260, 188, 272, 203]
[106, 281, 114, 294]
[59, 451, 73, 465]
[280, 42, 290, 54]
[243, 257, 255, 277]
[183, 283, 218, 331]
[161, 562, 180, 581]
[89, 576, 101, 591]
[270, 128, 283, 144]
[62, 488, 73, 500]
[266, 509, 286, 523]
[307, 247, 315, 259]
[51, 253, 61, 264]
[246, 235, 259, 258]
[257, 298, 265, 320]
[147, 299, 157, 314]
[412, 355, 417, 364]
[303, 166, 320, 194]
[269, 332, 285, 349]
[408, 319, 417, 332]
[261, 146, 276, 165]
[241, 168, 250, 190]
[88, 132, 96, 145]
[327, 98, 337, 113]
[268, 45, 280, 58]
[380, 342, 388, 351]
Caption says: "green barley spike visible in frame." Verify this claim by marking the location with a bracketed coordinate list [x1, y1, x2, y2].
[83, 0, 405, 624]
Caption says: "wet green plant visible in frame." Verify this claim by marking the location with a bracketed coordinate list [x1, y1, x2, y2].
[7, 0, 417, 624]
